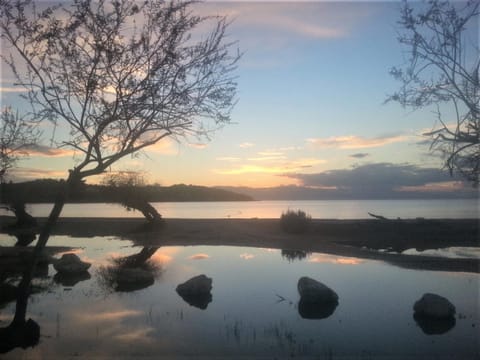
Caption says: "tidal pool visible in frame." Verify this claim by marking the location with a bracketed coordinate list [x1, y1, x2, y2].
[1, 235, 478, 359]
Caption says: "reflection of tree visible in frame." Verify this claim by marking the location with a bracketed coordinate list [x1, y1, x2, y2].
[281, 249, 311, 262]
[0, 259, 46, 353]
[97, 246, 161, 292]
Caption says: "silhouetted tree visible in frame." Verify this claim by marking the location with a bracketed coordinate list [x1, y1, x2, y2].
[388, 0, 479, 186]
[0, 0, 240, 267]
[101, 171, 162, 224]
[0, 107, 40, 182]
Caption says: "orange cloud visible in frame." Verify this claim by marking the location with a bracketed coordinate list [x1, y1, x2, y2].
[18, 144, 76, 158]
[145, 137, 178, 155]
[396, 181, 466, 192]
[188, 253, 210, 260]
[240, 253, 255, 260]
[308, 254, 363, 265]
[307, 134, 408, 149]
[10, 167, 67, 180]
[214, 158, 325, 175]
[239, 142, 255, 148]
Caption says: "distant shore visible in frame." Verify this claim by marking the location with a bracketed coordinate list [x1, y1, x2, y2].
[1, 216, 478, 273]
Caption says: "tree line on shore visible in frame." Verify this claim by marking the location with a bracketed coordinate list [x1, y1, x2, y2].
[1, 179, 253, 204]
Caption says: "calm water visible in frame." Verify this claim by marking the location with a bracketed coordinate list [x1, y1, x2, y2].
[10, 198, 479, 219]
[0, 235, 479, 359]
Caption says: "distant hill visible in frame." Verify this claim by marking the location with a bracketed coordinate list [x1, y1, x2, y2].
[1, 180, 253, 203]
[217, 185, 478, 200]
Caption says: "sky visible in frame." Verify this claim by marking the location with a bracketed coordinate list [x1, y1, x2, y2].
[1, 1, 478, 196]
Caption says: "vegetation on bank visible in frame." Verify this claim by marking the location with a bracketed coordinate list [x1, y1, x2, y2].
[1, 179, 253, 203]
[280, 209, 312, 234]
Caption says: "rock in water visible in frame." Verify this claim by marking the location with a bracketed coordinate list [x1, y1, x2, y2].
[413, 293, 456, 319]
[297, 276, 338, 304]
[176, 275, 213, 309]
[297, 277, 339, 319]
[53, 253, 91, 275]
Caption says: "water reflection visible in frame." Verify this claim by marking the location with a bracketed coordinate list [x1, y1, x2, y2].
[298, 299, 338, 320]
[413, 313, 456, 335]
[54, 271, 91, 287]
[0, 237, 478, 358]
[281, 249, 311, 262]
[97, 246, 161, 292]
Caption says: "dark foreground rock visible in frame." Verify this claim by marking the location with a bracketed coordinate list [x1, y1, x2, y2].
[53, 253, 91, 275]
[414, 293, 456, 319]
[298, 277, 338, 303]
[297, 277, 339, 319]
[176, 274, 213, 310]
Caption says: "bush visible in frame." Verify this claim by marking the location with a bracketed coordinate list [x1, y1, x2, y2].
[280, 209, 312, 234]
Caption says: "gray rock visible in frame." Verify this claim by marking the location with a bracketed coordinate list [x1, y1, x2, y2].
[53, 253, 91, 275]
[297, 276, 338, 304]
[176, 275, 213, 310]
[413, 293, 456, 319]
[176, 274, 212, 295]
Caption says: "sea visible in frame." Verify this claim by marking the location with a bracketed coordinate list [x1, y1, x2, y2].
[7, 198, 479, 219]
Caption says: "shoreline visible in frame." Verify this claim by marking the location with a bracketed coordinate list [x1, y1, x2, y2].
[1, 216, 479, 273]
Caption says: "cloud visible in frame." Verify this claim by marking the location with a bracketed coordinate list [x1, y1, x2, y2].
[23, 144, 75, 157]
[307, 134, 408, 149]
[0, 86, 28, 93]
[9, 167, 66, 180]
[239, 142, 255, 148]
[145, 137, 178, 155]
[215, 158, 325, 175]
[216, 157, 242, 162]
[286, 163, 473, 197]
[349, 153, 370, 159]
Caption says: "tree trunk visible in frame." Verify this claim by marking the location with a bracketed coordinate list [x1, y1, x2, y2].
[19, 171, 79, 294]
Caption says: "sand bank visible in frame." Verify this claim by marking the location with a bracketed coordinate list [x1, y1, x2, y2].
[1, 217, 478, 273]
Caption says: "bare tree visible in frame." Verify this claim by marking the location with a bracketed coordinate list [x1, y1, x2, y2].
[0, 0, 240, 260]
[0, 107, 40, 182]
[101, 170, 163, 224]
[387, 0, 479, 187]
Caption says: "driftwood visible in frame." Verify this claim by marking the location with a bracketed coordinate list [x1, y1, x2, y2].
[368, 212, 390, 220]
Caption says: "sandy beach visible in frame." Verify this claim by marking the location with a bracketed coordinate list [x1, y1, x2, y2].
[1, 216, 478, 273]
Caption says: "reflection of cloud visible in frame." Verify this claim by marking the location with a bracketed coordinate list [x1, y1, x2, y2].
[150, 248, 180, 265]
[308, 254, 362, 265]
[114, 328, 155, 343]
[188, 253, 210, 260]
[307, 134, 407, 149]
[75, 310, 142, 323]
[240, 253, 255, 260]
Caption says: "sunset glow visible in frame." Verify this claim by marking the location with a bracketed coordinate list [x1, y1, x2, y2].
[1, 1, 477, 196]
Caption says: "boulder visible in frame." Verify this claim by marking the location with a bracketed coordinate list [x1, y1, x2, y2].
[114, 268, 155, 292]
[176, 275, 213, 310]
[53, 253, 91, 275]
[413, 293, 456, 319]
[297, 277, 338, 304]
